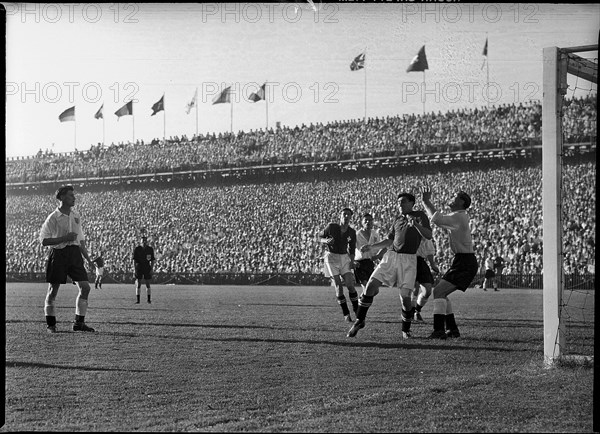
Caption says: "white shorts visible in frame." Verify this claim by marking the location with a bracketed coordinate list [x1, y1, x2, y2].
[370, 251, 417, 292]
[323, 252, 353, 278]
[95, 267, 104, 277]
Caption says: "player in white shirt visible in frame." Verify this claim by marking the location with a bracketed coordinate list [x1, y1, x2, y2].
[353, 213, 387, 289]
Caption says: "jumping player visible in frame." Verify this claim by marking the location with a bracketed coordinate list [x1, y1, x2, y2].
[347, 193, 432, 339]
[353, 213, 386, 289]
[421, 187, 478, 339]
[321, 208, 358, 322]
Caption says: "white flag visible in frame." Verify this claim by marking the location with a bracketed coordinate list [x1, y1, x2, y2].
[185, 89, 197, 114]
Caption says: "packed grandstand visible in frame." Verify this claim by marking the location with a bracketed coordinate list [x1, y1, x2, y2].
[5, 97, 596, 286]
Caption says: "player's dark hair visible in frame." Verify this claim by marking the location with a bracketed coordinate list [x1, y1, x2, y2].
[397, 192, 415, 203]
[362, 213, 373, 219]
[458, 191, 472, 209]
[55, 185, 74, 200]
[341, 207, 353, 216]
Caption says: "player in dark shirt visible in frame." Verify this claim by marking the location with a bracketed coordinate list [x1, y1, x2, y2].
[348, 193, 432, 339]
[133, 236, 155, 304]
[320, 208, 358, 322]
[493, 254, 505, 290]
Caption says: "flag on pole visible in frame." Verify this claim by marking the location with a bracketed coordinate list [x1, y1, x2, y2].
[94, 104, 103, 119]
[249, 83, 266, 102]
[115, 101, 133, 119]
[151, 95, 164, 116]
[59, 106, 75, 122]
[481, 38, 488, 70]
[406, 46, 428, 72]
[350, 52, 365, 71]
[212, 86, 232, 104]
[185, 89, 197, 114]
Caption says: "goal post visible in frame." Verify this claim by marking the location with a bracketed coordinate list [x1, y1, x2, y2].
[542, 44, 597, 367]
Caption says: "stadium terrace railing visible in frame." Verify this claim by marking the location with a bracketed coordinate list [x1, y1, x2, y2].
[5, 272, 595, 289]
[5, 140, 595, 191]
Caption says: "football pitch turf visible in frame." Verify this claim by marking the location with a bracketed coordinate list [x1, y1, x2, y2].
[3, 283, 595, 432]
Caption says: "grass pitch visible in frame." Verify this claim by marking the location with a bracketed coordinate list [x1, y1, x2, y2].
[3, 283, 594, 432]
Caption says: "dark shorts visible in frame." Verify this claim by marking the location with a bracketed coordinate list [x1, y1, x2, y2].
[46, 245, 89, 284]
[354, 259, 375, 284]
[442, 253, 478, 292]
[416, 256, 434, 285]
[135, 266, 152, 280]
[484, 269, 496, 279]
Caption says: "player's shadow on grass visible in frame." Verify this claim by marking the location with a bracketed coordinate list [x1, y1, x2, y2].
[197, 335, 516, 352]
[244, 303, 328, 308]
[105, 320, 289, 330]
[5, 360, 148, 373]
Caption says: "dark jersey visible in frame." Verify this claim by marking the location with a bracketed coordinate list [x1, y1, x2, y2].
[322, 223, 357, 256]
[387, 210, 431, 254]
[133, 245, 155, 268]
[493, 256, 505, 272]
[92, 257, 104, 268]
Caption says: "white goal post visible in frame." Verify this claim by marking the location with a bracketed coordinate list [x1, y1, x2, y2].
[542, 44, 597, 367]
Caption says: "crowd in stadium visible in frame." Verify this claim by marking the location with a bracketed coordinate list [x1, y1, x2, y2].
[5, 95, 596, 184]
[5, 157, 595, 278]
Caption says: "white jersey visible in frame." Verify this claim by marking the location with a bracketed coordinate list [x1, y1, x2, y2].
[416, 238, 435, 258]
[354, 228, 382, 261]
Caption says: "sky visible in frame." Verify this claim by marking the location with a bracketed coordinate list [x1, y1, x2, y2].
[5, 2, 599, 158]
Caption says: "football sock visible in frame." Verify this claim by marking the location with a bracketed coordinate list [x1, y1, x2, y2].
[76, 296, 88, 317]
[44, 297, 56, 317]
[417, 291, 429, 309]
[45, 316, 56, 327]
[356, 295, 374, 321]
[401, 307, 414, 333]
[348, 290, 359, 312]
[445, 314, 458, 331]
[136, 294, 140, 303]
[337, 295, 350, 316]
[75, 314, 85, 323]
[444, 298, 458, 330]
[433, 298, 447, 331]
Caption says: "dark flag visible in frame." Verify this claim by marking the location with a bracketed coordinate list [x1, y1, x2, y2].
[59, 106, 75, 122]
[151, 95, 164, 116]
[94, 104, 103, 120]
[249, 83, 266, 102]
[407, 46, 428, 72]
[350, 52, 365, 71]
[212, 86, 232, 104]
[481, 38, 488, 70]
[115, 101, 133, 119]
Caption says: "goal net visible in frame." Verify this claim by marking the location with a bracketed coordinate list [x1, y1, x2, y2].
[542, 45, 597, 367]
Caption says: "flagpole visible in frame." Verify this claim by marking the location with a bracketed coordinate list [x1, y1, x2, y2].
[102, 115, 105, 146]
[195, 87, 199, 137]
[163, 94, 166, 141]
[265, 81, 269, 130]
[230, 98, 233, 133]
[364, 57, 367, 122]
[132, 104, 135, 144]
[74, 115, 77, 151]
[486, 43, 490, 108]
[422, 71, 426, 115]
